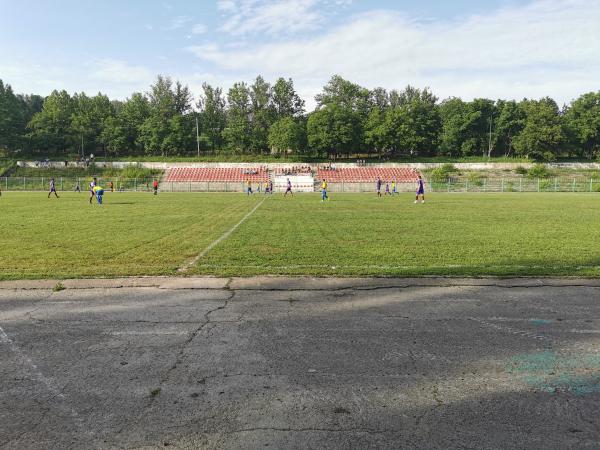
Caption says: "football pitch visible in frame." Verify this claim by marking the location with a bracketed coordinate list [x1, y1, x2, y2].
[1, 191, 600, 280]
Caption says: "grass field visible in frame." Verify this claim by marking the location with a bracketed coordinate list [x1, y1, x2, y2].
[1, 191, 600, 280]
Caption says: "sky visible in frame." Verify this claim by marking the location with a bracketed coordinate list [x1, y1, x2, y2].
[1, 0, 599, 110]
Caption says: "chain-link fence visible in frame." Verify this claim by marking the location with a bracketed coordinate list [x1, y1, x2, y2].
[2, 176, 600, 193]
[427, 177, 600, 193]
[0, 177, 157, 192]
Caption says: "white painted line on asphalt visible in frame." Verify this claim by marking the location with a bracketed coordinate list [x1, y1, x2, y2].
[179, 197, 267, 272]
[104, 330, 190, 336]
[0, 325, 67, 400]
[0, 324, 88, 432]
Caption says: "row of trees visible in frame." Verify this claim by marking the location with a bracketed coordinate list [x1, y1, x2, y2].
[1, 76, 600, 160]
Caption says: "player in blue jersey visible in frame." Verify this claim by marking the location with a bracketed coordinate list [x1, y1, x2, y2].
[415, 175, 425, 203]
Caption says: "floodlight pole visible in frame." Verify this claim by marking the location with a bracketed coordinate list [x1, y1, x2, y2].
[196, 116, 200, 158]
[488, 116, 493, 158]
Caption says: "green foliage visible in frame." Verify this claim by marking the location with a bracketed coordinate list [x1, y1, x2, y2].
[515, 166, 529, 175]
[2, 75, 600, 162]
[527, 164, 553, 179]
[564, 91, 600, 159]
[268, 117, 305, 155]
[117, 164, 160, 179]
[467, 172, 484, 186]
[539, 180, 552, 191]
[429, 163, 458, 182]
[513, 98, 564, 159]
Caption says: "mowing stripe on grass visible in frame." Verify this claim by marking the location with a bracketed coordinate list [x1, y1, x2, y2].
[179, 197, 268, 272]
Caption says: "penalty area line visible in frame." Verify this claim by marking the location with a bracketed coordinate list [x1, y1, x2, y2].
[179, 197, 268, 272]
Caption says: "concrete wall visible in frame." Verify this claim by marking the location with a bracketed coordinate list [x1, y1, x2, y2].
[17, 160, 600, 173]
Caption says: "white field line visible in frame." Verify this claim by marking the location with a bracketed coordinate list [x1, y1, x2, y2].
[0, 324, 87, 431]
[192, 263, 600, 271]
[179, 197, 267, 272]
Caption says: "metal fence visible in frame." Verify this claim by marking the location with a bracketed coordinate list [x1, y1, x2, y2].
[427, 177, 600, 193]
[0, 177, 157, 192]
[2, 176, 600, 193]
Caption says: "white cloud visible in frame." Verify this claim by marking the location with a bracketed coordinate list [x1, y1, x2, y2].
[192, 23, 208, 34]
[164, 15, 191, 31]
[188, 0, 600, 107]
[217, 0, 350, 36]
[89, 59, 154, 86]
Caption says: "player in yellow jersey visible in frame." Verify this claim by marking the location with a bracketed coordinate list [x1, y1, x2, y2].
[321, 179, 329, 202]
[92, 185, 105, 205]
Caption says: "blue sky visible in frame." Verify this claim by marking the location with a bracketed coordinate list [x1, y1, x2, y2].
[1, 0, 598, 109]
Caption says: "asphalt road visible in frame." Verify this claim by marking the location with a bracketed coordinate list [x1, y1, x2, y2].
[1, 278, 599, 449]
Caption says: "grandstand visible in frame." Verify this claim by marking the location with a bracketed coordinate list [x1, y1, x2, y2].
[316, 167, 420, 183]
[164, 167, 269, 183]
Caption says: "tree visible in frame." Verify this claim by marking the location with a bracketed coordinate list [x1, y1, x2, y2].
[310, 76, 371, 157]
[139, 76, 194, 156]
[438, 98, 482, 156]
[118, 93, 151, 153]
[513, 98, 565, 160]
[268, 117, 305, 155]
[272, 77, 304, 119]
[71, 93, 115, 155]
[249, 76, 274, 153]
[493, 100, 525, 157]
[100, 116, 128, 156]
[0, 80, 25, 152]
[198, 83, 226, 151]
[307, 104, 361, 158]
[28, 90, 75, 154]
[564, 92, 600, 159]
[223, 82, 251, 152]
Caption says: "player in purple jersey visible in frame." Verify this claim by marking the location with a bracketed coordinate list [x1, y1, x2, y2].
[385, 181, 391, 196]
[284, 178, 293, 196]
[48, 178, 59, 198]
[89, 177, 97, 204]
[376, 177, 382, 197]
[415, 174, 425, 203]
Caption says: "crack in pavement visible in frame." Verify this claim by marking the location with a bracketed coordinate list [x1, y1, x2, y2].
[224, 426, 390, 435]
[114, 290, 236, 438]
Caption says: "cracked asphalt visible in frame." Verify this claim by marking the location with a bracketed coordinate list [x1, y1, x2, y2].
[0, 277, 599, 449]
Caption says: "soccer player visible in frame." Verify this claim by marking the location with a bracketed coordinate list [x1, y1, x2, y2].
[246, 179, 253, 195]
[392, 179, 398, 195]
[152, 179, 159, 195]
[89, 177, 97, 204]
[385, 181, 391, 196]
[268, 179, 274, 195]
[321, 179, 329, 202]
[376, 177, 382, 197]
[415, 174, 425, 203]
[48, 178, 59, 198]
[93, 185, 105, 205]
[284, 178, 293, 196]
[109, 181, 114, 192]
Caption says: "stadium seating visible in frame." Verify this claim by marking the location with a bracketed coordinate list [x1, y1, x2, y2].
[164, 167, 269, 183]
[316, 167, 420, 183]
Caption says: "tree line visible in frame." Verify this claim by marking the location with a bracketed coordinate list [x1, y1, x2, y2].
[1, 75, 599, 160]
